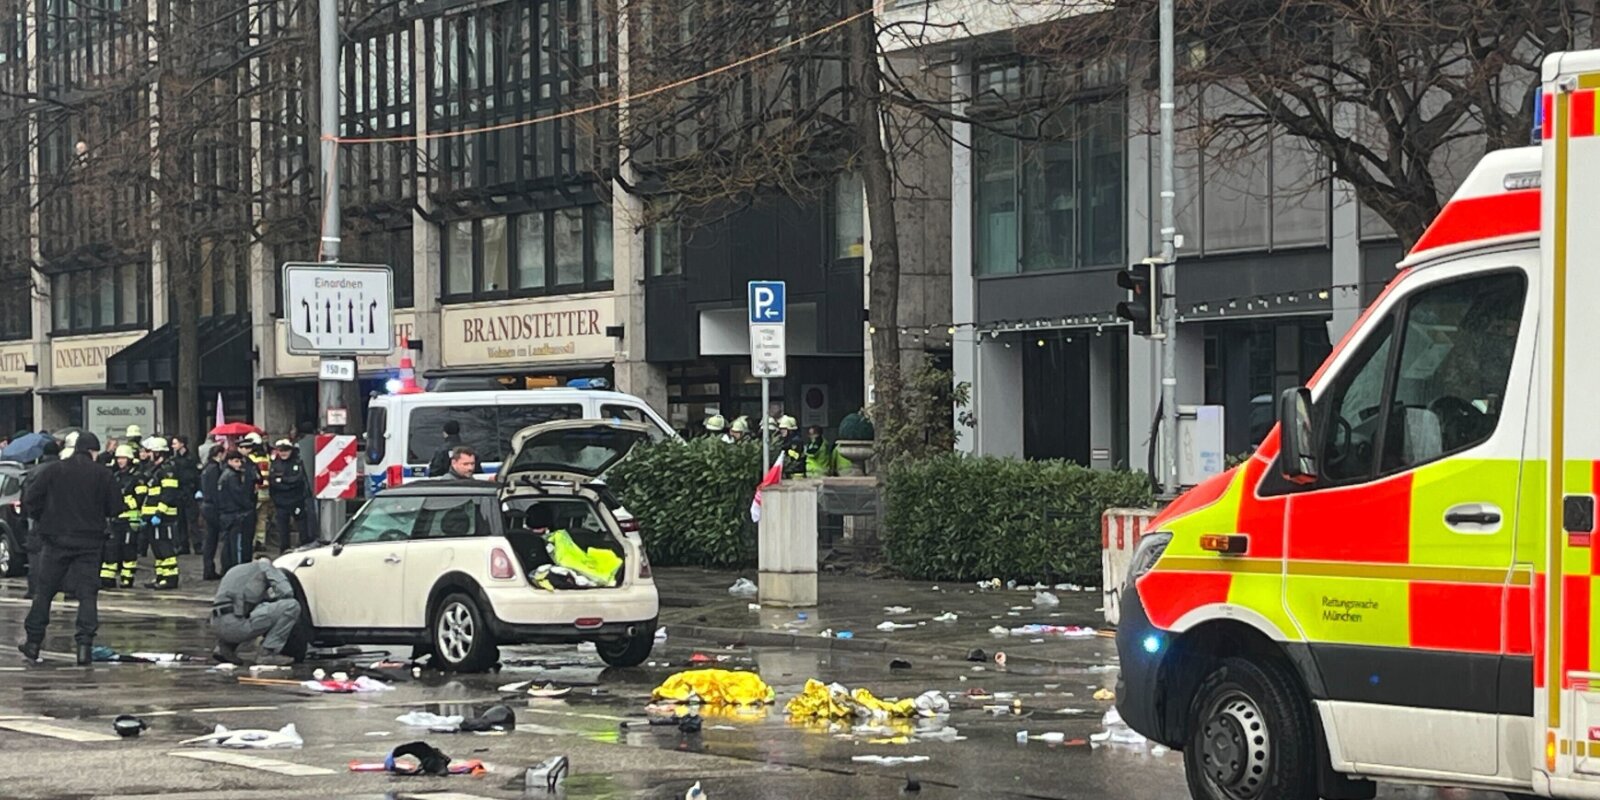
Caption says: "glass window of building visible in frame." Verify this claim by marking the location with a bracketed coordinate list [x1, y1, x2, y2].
[481, 215, 508, 293]
[834, 171, 864, 259]
[553, 207, 584, 286]
[515, 212, 546, 290]
[591, 208, 613, 283]
[445, 219, 473, 296]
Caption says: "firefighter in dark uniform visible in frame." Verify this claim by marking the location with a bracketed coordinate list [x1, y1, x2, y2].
[100, 445, 143, 589]
[138, 437, 182, 590]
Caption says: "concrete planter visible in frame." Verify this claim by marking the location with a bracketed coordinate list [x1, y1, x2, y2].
[833, 439, 873, 475]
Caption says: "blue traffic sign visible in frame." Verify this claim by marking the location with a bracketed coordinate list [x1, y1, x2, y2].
[748, 281, 786, 324]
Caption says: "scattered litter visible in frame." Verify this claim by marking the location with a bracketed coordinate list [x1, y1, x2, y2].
[312, 668, 326, 680]
[1007, 624, 1096, 638]
[1033, 732, 1065, 744]
[112, 714, 147, 738]
[652, 669, 776, 706]
[248, 664, 289, 674]
[852, 755, 930, 766]
[684, 780, 706, 799]
[1091, 707, 1146, 745]
[1009, 606, 1031, 612]
[972, 666, 986, 672]
[1058, 708, 1090, 715]
[180, 724, 303, 750]
[965, 648, 987, 663]
[1016, 730, 1028, 744]
[1055, 583, 1083, 592]
[904, 776, 922, 793]
[876, 621, 915, 631]
[365, 731, 392, 737]
[994, 651, 1007, 668]
[526, 755, 569, 793]
[1032, 591, 1060, 607]
[460, 704, 516, 733]
[912, 691, 950, 716]
[301, 676, 394, 694]
[690, 653, 715, 664]
[124, 652, 188, 663]
[211, 663, 237, 672]
[976, 579, 1001, 591]
[836, 631, 854, 639]
[883, 606, 911, 614]
[1152, 744, 1170, 756]
[818, 628, 833, 637]
[528, 684, 572, 699]
[913, 725, 962, 741]
[1093, 688, 1116, 701]
[888, 659, 913, 670]
[332, 672, 349, 681]
[787, 679, 921, 719]
[397, 711, 464, 730]
[1030, 638, 1045, 643]
[747, 603, 761, 611]
[987, 626, 1009, 635]
[677, 715, 703, 734]
[655, 627, 669, 641]
[797, 612, 809, 621]
[349, 740, 483, 776]
[964, 688, 993, 700]
[577, 642, 598, 653]
[932, 612, 958, 623]
[931, 585, 940, 591]
[498, 679, 534, 693]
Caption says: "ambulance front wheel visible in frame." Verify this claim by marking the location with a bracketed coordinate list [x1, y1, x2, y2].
[1184, 656, 1318, 800]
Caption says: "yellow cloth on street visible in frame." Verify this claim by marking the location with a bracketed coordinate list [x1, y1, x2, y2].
[651, 669, 776, 706]
[544, 529, 624, 586]
[785, 678, 916, 719]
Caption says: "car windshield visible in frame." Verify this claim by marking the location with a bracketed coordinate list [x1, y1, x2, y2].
[505, 426, 655, 478]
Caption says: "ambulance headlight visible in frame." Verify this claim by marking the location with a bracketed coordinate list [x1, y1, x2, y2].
[1126, 531, 1172, 587]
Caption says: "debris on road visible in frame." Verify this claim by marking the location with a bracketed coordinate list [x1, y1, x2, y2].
[883, 605, 911, 614]
[652, 669, 776, 706]
[911, 690, 950, 716]
[852, 755, 930, 766]
[965, 648, 987, 662]
[396, 711, 464, 730]
[460, 704, 516, 733]
[727, 578, 758, 597]
[1032, 591, 1060, 607]
[300, 676, 393, 693]
[786, 679, 927, 720]
[1091, 707, 1146, 746]
[875, 621, 915, 631]
[987, 626, 1008, 635]
[349, 740, 484, 775]
[932, 612, 958, 623]
[528, 683, 572, 698]
[1006, 624, 1096, 638]
[888, 658, 913, 670]
[994, 651, 1007, 668]
[526, 755, 569, 793]
[112, 714, 148, 738]
[684, 780, 707, 799]
[1092, 687, 1115, 701]
[180, 723, 303, 750]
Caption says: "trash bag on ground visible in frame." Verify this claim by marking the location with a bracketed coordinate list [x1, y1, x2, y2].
[651, 669, 775, 706]
[786, 679, 918, 720]
[348, 740, 485, 775]
[396, 711, 464, 730]
[727, 577, 758, 597]
[460, 704, 516, 732]
[1092, 707, 1147, 745]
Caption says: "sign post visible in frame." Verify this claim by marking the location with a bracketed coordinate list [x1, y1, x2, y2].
[748, 281, 787, 468]
[283, 262, 394, 540]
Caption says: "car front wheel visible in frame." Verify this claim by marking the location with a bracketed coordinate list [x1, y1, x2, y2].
[431, 592, 498, 672]
[1184, 656, 1317, 800]
[596, 623, 656, 668]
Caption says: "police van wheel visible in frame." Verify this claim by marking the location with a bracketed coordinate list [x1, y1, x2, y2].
[431, 593, 497, 673]
[1184, 657, 1317, 800]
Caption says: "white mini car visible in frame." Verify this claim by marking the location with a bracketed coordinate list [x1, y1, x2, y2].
[275, 421, 661, 672]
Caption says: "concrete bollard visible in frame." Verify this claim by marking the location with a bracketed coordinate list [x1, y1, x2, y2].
[758, 480, 818, 607]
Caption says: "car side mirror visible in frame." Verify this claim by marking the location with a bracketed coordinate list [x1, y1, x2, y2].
[331, 543, 343, 556]
[1279, 386, 1318, 484]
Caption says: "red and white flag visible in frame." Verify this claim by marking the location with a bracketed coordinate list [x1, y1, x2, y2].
[213, 392, 226, 444]
[750, 454, 784, 523]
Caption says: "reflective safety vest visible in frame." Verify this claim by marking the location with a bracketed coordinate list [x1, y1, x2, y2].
[247, 453, 270, 501]
[139, 459, 179, 523]
[113, 465, 142, 527]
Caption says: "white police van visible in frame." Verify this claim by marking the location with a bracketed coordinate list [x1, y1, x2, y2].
[363, 380, 674, 494]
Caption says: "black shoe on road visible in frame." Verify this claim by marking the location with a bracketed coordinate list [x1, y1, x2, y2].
[212, 643, 241, 665]
[76, 644, 92, 666]
[18, 641, 41, 664]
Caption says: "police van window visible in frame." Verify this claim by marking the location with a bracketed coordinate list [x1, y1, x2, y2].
[1378, 271, 1525, 473]
[364, 407, 386, 465]
[1316, 316, 1394, 483]
[411, 496, 488, 540]
[343, 495, 426, 544]
[603, 404, 670, 440]
[497, 403, 583, 457]
[407, 406, 500, 464]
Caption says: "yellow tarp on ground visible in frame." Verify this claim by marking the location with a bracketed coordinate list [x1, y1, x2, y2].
[785, 679, 916, 719]
[651, 669, 776, 706]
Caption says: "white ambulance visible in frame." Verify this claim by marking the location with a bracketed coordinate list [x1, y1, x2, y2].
[1114, 49, 1600, 800]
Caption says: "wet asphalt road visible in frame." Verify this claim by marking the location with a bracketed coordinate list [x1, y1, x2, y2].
[0, 581, 1503, 800]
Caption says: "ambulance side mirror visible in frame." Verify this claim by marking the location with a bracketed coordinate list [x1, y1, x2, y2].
[1278, 387, 1319, 484]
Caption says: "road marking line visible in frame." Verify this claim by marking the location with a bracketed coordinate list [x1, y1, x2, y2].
[169, 750, 336, 776]
[0, 719, 120, 742]
[191, 705, 280, 713]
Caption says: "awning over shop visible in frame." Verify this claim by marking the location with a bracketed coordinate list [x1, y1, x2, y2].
[106, 314, 252, 392]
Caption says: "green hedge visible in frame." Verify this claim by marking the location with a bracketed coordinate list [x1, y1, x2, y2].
[883, 455, 1153, 585]
[607, 438, 763, 568]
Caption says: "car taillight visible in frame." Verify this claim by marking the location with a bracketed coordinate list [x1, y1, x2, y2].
[618, 518, 640, 534]
[637, 549, 652, 580]
[490, 548, 514, 580]
[385, 465, 404, 488]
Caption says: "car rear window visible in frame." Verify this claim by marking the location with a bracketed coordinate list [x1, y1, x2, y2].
[365, 406, 387, 465]
[496, 404, 583, 459]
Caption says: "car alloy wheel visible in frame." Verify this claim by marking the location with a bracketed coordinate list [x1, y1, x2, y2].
[0, 534, 10, 576]
[436, 600, 476, 665]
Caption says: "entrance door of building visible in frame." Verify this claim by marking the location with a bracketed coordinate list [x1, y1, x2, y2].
[1022, 333, 1090, 464]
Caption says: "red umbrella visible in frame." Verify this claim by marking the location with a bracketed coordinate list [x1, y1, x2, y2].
[209, 421, 262, 437]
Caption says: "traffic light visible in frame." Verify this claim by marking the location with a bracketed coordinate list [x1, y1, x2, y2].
[1116, 263, 1154, 336]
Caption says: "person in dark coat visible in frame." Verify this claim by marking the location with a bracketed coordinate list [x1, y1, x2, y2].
[214, 450, 257, 574]
[267, 439, 309, 554]
[19, 433, 123, 666]
[199, 446, 227, 580]
[426, 420, 465, 477]
[18, 439, 62, 600]
[168, 435, 201, 555]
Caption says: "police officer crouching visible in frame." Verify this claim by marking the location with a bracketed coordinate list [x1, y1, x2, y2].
[210, 557, 303, 667]
[18, 432, 125, 666]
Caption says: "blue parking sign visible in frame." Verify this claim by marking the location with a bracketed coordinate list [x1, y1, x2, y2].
[748, 281, 786, 324]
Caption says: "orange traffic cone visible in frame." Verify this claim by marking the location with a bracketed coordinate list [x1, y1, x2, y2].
[396, 356, 424, 394]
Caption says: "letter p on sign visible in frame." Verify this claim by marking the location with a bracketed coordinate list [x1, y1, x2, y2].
[748, 281, 785, 324]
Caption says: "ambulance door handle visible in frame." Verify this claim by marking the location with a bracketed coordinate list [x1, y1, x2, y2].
[1444, 504, 1502, 531]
